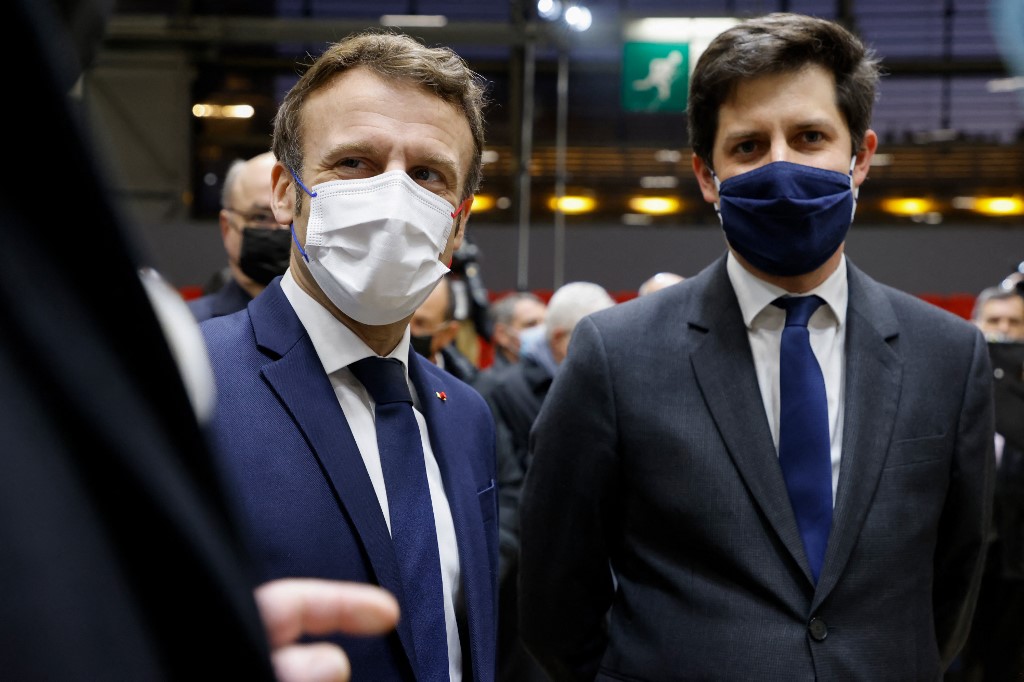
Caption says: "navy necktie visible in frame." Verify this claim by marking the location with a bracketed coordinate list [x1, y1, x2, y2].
[773, 295, 832, 583]
[349, 356, 449, 681]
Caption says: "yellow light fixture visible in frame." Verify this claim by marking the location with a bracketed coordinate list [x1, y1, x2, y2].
[470, 195, 495, 212]
[628, 196, 682, 215]
[549, 195, 596, 214]
[191, 103, 255, 119]
[880, 197, 937, 216]
[973, 196, 1024, 216]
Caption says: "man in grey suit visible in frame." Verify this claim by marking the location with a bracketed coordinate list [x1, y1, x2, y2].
[518, 13, 994, 681]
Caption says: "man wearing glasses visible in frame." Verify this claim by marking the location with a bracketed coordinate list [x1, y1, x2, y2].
[189, 151, 291, 322]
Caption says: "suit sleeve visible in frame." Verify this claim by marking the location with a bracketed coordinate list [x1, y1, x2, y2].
[518, 317, 617, 681]
[933, 328, 995, 666]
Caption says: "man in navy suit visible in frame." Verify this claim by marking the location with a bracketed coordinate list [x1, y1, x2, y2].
[201, 31, 498, 682]
[519, 13, 994, 681]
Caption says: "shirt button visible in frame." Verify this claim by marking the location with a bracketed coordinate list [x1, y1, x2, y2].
[808, 617, 829, 641]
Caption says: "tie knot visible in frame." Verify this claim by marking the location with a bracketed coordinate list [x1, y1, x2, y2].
[349, 357, 412, 405]
[773, 295, 825, 328]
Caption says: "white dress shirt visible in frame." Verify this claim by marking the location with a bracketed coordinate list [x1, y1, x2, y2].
[281, 271, 463, 681]
[726, 253, 848, 504]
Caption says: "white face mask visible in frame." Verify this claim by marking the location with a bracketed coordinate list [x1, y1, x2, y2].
[294, 170, 465, 326]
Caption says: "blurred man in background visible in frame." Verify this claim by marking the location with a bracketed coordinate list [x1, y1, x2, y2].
[972, 285, 1024, 342]
[189, 151, 290, 322]
[411, 274, 480, 385]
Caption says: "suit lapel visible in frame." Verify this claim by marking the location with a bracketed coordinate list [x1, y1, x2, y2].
[689, 259, 810, 579]
[249, 283, 418, 662]
[409, 352, 494, 682]
[813, 263, 901, 606]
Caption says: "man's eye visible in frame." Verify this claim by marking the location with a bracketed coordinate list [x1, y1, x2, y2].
[736, 141, 757, 155]
[412, 168, 442, 182]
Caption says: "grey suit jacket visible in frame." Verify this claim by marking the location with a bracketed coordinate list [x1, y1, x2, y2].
[518, 255, 994, 682]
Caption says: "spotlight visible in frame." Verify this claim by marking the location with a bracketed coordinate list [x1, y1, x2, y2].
[564, 4, 592, 32]
[537, 0, 562, 21]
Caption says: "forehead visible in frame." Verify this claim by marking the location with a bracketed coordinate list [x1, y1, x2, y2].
[301, 67, 474, 170]
[715, 65, 847, 138]
[513, 298, 546, 321]
[984, 297, 1024, 316]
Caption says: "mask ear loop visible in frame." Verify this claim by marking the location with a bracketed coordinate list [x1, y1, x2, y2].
[288, 167, 317, 263]
[710, 168, 724, 226]
[849, 155, 859, 220]
[445, 197, 474, 267]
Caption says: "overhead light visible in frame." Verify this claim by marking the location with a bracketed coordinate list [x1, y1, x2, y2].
[380, 15, 448, 28]
[536, 0, 562, 21]
[564, 4, 592, 32]
[973, 196, 1024, 216]
[986, 76, 1024, 93]
[192, 103, 254, 119]
[869, 153, 893, 167]
[470, 195, 496, 212]
[654, 149, 682, 163]
[549, 195, 596, 214]
[481, 149, 500, 164]
[639, 175, 679, 189]
[880, 197, 937, 216]
[628, 196, 681, 215]
[622, 213, 654, 226]
[954, 195, 1024, 215]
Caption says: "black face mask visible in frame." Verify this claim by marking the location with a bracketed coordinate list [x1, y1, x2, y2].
[410, 333, 434, 360]
[239, 227, 291, 285]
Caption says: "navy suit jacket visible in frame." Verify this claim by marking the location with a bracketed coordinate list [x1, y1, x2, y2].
[519, 255, 995, 681]
[201, 279, 499, 682]
[188, 278, 252, 322]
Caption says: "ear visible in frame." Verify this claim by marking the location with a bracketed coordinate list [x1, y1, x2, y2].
[549, 327, 571, 364]
[218, 209, 233, 246]
[271, 161, 296, 225]
[437, 319, 461, 348]
[453, 196, 473, 250]
[692, 153, 719, 205]
[852, 129, 878, 189]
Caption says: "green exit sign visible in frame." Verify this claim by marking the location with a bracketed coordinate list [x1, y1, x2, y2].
[621, 41, 689, 113]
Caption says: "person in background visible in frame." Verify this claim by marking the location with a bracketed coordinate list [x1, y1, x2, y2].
[637, 271, 685, 297]
[972, 285, 1024, 342]
[200, 30, 498, 682]
[411, 274, 480, 385]
[7, 0, 402, 679]
[952, 285, 1024, 681]
[189, 151, 291, 322]
[518, 13, 993, 681]
[486, 291, 548, 371]
[485, 282, 614, 682]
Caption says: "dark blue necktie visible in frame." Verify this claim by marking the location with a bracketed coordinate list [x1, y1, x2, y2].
[349, 356, 449, 681]
[773, 296, 832, 583]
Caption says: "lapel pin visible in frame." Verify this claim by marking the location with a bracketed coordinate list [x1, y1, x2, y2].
[435, 391, 447, 402]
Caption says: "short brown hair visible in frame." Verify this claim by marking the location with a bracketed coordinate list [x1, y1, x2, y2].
[272, 30, 488, 208]
[688, 13, 881, 168]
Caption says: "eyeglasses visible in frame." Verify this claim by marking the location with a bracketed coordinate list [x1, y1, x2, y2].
[224, 207, 282, 228]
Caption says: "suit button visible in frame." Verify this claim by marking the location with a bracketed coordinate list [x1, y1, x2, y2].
[808, 617, 828, 641]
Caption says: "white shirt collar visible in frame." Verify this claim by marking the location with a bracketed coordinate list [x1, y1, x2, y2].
[726, 251, 848, 329]
[279, 270, 412, 374]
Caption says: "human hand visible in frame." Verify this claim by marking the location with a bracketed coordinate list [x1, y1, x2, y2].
[255, 578, 400, 682]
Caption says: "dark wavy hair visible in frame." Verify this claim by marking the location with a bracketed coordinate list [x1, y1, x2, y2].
[688, 13, 881, 168]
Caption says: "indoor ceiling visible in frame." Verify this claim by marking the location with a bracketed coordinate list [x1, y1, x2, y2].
[100, 0, 1024, 225]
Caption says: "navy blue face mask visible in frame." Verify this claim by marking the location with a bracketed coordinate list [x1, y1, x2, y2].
[714, 160, 857, 277]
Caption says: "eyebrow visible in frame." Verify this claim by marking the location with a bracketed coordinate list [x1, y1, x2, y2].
[321, 142, 461, 185]
[721, 118, 840, 141]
